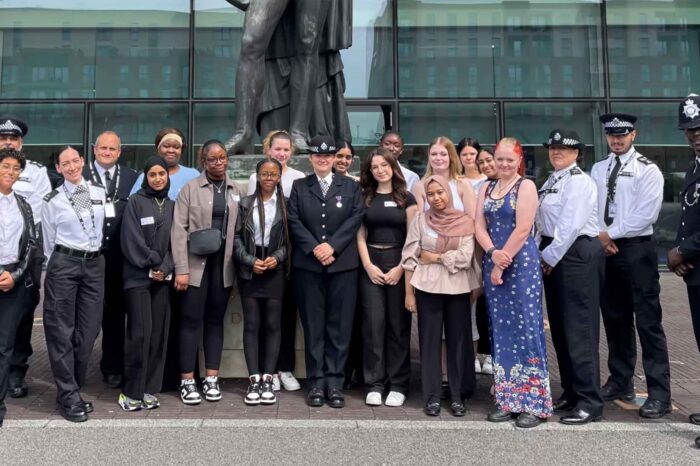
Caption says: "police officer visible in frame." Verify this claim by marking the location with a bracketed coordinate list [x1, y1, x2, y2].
[287, 135, 364, 408]
[666, 93, 700, 442]
[82, 131, 138, 388]
[0, 117, 51, 399]
[591, 113, 671, 419]
[42, 146, 106, 422]
[536, 129, 604, 425]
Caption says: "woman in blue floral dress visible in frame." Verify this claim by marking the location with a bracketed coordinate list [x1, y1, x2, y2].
[475, 137, 553, 428]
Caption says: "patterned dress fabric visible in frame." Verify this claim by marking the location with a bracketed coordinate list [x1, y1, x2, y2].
[482, 179, 553, 418]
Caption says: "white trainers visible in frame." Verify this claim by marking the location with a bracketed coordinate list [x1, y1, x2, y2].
[481, 355, 494, 375]
[385, 391, 406, 407]
[118, 393, 142, 411]
[474, 357, 482, 374]
[365, 392, 382, 406]
[202, 376, 222, 402]
[260, 374, 277, 404]
[180, 379, 202, 405]
[245, 375, 261, 405]
[279, 372, 301, 391]
[272, 374, 281, 392]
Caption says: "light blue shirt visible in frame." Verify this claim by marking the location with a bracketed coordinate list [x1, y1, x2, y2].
[130, 164, 200, 201]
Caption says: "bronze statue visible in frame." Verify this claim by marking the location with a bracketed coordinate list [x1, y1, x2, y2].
[225, 0, 352, 154]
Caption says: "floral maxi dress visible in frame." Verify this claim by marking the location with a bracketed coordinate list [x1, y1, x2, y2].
[482, 179, 552, 418]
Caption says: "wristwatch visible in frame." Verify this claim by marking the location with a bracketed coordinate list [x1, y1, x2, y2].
[486, 247, 496, 257]
[436, 255, 443, 264]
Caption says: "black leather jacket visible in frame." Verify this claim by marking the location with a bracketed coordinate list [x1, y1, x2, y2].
[233, 194, 289, 281]
[7, 193, 38, 286]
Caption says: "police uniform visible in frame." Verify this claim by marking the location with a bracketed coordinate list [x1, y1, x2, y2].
[42, 177, 106, 419]
[0, 117, 51, 398]
[590, 113, 671, 415]
[287, 136, 364, 407]
[82, 159, 138, 386]
[536, 129, 604, 423]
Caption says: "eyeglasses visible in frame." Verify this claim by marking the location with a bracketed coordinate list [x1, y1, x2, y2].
[0, 163, 22, 174]
[206, 157, 228, 165]
[259, 172, 280, 180]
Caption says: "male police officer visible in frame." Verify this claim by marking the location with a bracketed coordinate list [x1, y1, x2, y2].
[43, 146, 106, 422]
[591, 113, 672, 419]
[667, 94, 700, 443]
[0, 117, 51, 399]
[83, 131, 137, 388]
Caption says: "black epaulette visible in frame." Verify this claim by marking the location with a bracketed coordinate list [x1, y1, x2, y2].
[43, 190, 59, 202]
[636, 156, 653, 165]
[569, 167, 583, 175]
[27, 159, 44, 168]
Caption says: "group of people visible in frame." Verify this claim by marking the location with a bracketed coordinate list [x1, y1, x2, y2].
[1, 93, 700, 438]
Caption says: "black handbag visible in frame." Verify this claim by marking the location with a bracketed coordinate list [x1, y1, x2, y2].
[188, 198, 230, 256]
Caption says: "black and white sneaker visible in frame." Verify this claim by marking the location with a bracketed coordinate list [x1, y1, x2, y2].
[245, 375, 261, 405]
[180, 379, 202, 405]
[202, 376, 222, 402]
[260, 374, 277, 404]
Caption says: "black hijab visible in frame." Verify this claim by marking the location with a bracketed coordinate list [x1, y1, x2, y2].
[141, 156, 170, 199]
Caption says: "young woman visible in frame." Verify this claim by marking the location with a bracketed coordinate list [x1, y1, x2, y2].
[0, 148, 37, 427]
[476, 147, 498, 181]
[118, 157, 175, 411]
[475, 137, 553, 428]
[357, 148, 417, 407]
[171, 139, 241, 405]
[402, 175, 479, 417]
[247, 130, 305, 392]
[457, 137, 487, 192]
[333, 140, 358, 181]
[234, 159, 291, 405]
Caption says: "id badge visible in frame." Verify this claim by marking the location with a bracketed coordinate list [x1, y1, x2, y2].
[608, 202, 617, 218]
[105, 202, 116, 218]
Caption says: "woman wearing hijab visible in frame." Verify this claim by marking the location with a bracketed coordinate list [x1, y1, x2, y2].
[118, 157, 175, 411]
[402, 175, 480, 417]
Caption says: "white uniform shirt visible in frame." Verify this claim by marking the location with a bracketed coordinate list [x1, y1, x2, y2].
[536, 163, 599, 267]
[91, 162, 116, 191]
[398, 162, 420, 192]
[0, 191, 23, 264]
[13, 160, 51, 225]
[247, 166, 305, 197]
[590, 147, 663, 239]
[252, 190, 278, 247]
[42, 178, 106, 259]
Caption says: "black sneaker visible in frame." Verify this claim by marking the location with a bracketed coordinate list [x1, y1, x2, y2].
[245, 375, 262, 405]
[260, 374, 276, 404]
[202, 376, 222, 402]
[180, 379, 202, 405]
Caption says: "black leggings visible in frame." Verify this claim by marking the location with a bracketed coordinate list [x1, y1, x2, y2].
[178, 250, 231, 374]
[243, 297, 283, 374]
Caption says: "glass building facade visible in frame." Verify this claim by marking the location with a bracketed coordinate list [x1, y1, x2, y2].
[1, 0, 698, 256]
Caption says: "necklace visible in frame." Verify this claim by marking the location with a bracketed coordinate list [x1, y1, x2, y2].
[494, 176, 519, 197]
[209, 178, 225, 193]
[154, 197, 166, 213]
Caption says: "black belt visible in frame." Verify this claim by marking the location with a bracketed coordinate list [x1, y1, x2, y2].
[0, 262, 19, 273]
[614, 235, 652, 245]
[54, 245, 102, 259]
[540, 235, 592, 248]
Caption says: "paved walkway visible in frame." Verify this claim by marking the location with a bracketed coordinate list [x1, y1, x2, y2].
[6, 273, 700, 424]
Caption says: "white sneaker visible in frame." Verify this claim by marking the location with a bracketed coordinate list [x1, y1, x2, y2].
[245, 375, 261, 405]
[279, 372, 301, 391]
[474, 358, 482, 374]
[202, 375, 222, 402]
[385, 391, 406, 407]
[272, 374, 281, 392]
[180, 379, 201, 405]
[365, 392, 382, 406]
[481, 355, 493, 375]
[260, 374, 277, 404]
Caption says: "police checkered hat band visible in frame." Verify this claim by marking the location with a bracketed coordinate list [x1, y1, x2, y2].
[543, 129, 584, 149]
[308, 135, 337, 154]
[0, 117, 28, 137]
[599, 113, 637, 135]
[603, 118, 634, 129]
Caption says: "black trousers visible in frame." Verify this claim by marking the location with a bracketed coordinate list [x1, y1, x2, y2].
[178, 250, 231, 374]
[243, 296, 283, 375]
[601, 238, 671, 402]
[687, 285, 700, 354]
[10, 225, 43, 382]
[415, 290, 473, 404]
[123, 283, 171, 400]
[0, 278, 27, 420]
[542, 236, 604, 416]
[295, 267, 357, 391]
[43, 252, 105, 407]
[360, 247, 411, 394]
[99, 249, 126, 378]
[475, 295, 490, 355]
[276, 278, 298, 372]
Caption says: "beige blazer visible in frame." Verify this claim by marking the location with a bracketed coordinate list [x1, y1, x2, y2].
[171, 173, 241, 288]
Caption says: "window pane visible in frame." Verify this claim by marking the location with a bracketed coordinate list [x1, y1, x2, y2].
[0, 2, 190, 99]
[397, 1, 603, 98]
[607, 1, 700, 97]
[91, 103, 189, 170]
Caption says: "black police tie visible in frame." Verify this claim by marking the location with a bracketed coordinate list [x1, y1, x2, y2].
[604, 156, 621, 226]
[104, 169, 112, 191]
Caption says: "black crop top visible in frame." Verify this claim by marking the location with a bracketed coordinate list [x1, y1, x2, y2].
[363, 192, 417, 246]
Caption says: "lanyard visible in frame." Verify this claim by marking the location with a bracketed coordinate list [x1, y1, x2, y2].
[62, 181, 98, 242]
[606, 151, 636, 202]
[90, 162, 120, 202]
[537, 169, 572, 207]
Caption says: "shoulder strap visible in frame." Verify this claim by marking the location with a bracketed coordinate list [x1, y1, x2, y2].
[484, 180, 498, 197]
